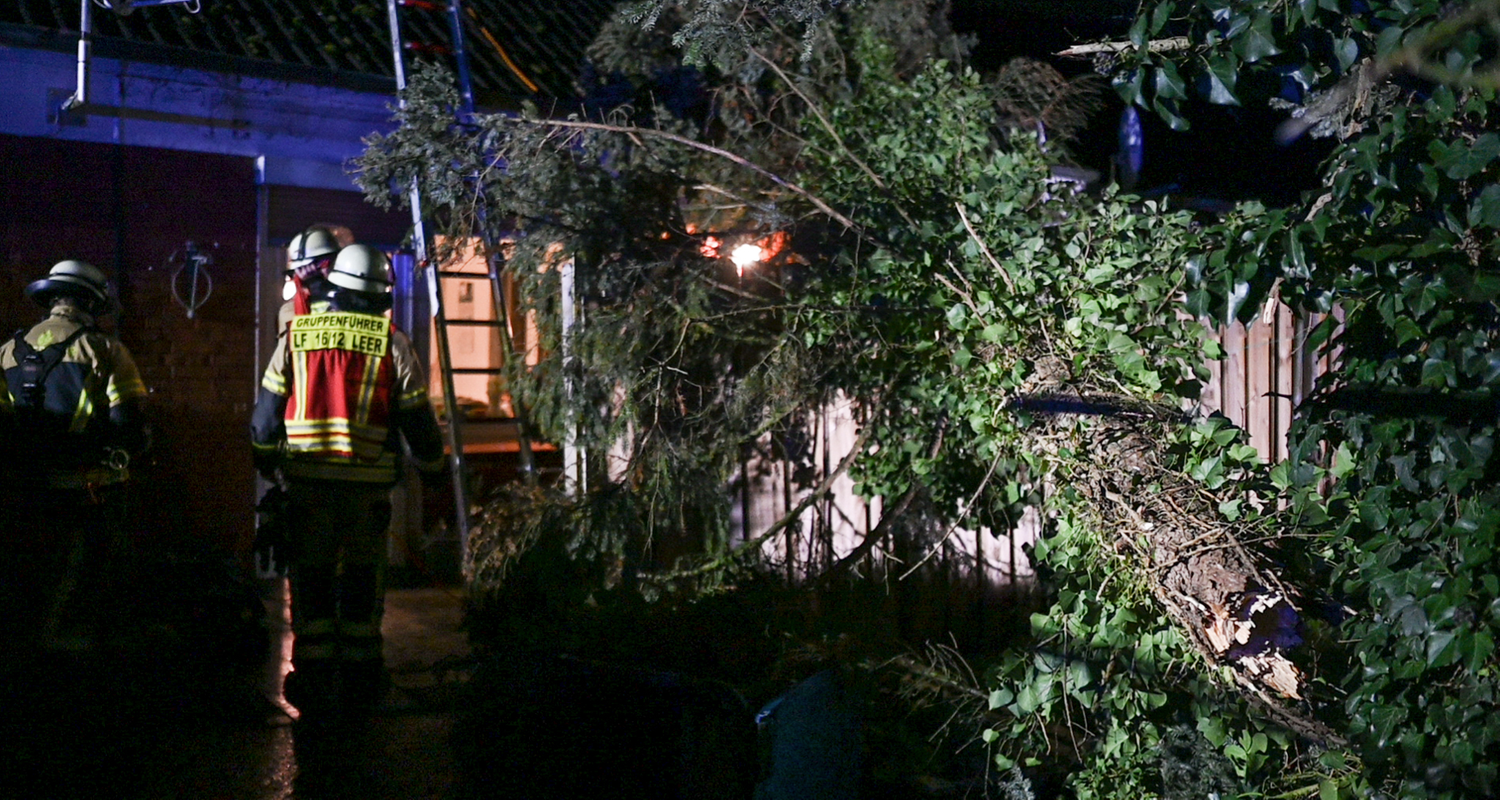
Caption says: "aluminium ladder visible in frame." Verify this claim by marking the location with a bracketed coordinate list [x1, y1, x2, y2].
[386, 0, 541, 568]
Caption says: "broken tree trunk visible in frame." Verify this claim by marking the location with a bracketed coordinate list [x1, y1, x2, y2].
[1029, 397, 1344, 746]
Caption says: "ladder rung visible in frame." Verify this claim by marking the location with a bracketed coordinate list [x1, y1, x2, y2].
[405, 42, 453, 55]
[398, 0, 447, 9]
[441, 319, 503, 327]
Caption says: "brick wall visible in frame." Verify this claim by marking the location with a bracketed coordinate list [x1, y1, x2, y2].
[0, 133, 258, 555]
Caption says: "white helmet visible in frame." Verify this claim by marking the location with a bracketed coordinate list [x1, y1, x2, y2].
[327, 244, 392, 294]
[287, 226, 341, 269]
[26, 259, 112, 310]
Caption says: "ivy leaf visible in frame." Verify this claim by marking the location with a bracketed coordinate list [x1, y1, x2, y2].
[1483, 352, 1500, 385]
[1154, 96, 1190, 131]
[1435, 134, 1500, 180]
[1335, 36, 1360, 72]
[1428, 629, 1458, 667]
[1184, 287, 1213, 319]
[1151, 2, 1176, 35]
[1237, 14, 1282, 63]
[1470, 185, 1500, 229]
[1205, 56, 1241, 105]
[1375, 24, 1406, 57]
[1128, 9, 1149, 48]
[1299, 0, 1318, 25]
[1155, 60, 1187, 100]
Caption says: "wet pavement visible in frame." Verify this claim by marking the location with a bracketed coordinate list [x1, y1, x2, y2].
[5, 584, 474, 800]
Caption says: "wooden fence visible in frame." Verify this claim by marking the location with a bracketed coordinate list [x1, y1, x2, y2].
[731, 305, 1333, 598]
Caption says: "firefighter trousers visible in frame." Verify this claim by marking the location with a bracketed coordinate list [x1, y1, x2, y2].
[284, 479, 392, 710]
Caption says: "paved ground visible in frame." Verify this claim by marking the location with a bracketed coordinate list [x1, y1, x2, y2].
[5, 584, 475, 800]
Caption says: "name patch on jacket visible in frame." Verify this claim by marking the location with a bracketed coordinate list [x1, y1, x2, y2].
[289, 313, 389, 357]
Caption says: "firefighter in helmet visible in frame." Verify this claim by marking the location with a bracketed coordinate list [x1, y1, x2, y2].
[0, 260, 149, 651]
[277, 226, 343, 335]
[251, 244, 446, 716]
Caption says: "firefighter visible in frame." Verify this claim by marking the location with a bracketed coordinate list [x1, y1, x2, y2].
[0, 260, 149, 651]
[276, 225, 343, 335]
[250, 244, 446, 716]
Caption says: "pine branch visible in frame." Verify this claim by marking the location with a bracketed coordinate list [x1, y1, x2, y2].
[503, 116, 865, 234]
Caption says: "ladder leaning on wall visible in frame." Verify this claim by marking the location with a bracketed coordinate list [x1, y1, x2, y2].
[384, 0, 513, 567]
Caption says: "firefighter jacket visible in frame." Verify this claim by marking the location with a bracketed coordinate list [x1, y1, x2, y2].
[251, 309, 444, 484]
[0, 302, 150, 488]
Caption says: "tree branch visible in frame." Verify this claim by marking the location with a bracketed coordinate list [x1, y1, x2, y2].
[510, 116, 864, 233]
[818, 416, 948, 586]
[1055, 37, 1192, 58]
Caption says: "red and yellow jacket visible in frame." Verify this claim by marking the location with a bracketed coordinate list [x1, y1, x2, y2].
[252, 309, 443, 484]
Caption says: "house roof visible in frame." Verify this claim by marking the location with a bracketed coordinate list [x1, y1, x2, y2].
[1, 0, 619, 105]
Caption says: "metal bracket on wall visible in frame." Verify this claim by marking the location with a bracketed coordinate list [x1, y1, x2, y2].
[58, 0, 215, 125]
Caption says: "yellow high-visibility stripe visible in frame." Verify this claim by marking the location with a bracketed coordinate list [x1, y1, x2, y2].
[291, 346, 308, 420]
[356, 349, 380, 425]
[397, 386, 428, 409]
[262, 370, 288, 395]
[69, 388, 93, 433]
[285, 418, 389, 440]
[108, 375, 146, 405]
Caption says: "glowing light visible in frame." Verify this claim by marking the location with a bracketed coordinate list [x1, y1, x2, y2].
[730, 243, 764, 277]
[699, 236, 722, 259]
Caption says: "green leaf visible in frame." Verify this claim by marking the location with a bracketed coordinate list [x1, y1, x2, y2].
[1150, 1, 1175, 36]
[1206, 56, 1241, 105]
[1114, 67, 1146, 107]
[1238, 14, 1282, 63]
[1427, 629, 1458, 667]
[1335, 36, 1360, 71]
[1436, 134, 1500, 180]
[946, 302, 969, 330]
[1015, 683, 1040, 714]
[1471, 185, 1500, 229]
[1128, 9, 1149, 48]
[1375, 24, 1405, 57]
[1154, 97, 1190, 131]
[1154, 60, 1187, 100]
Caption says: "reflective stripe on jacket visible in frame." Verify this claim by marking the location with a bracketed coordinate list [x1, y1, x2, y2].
[254, 310, 436, 483]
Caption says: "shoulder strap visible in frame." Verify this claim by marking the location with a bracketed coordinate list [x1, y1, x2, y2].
[10, 326, 91, 406]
